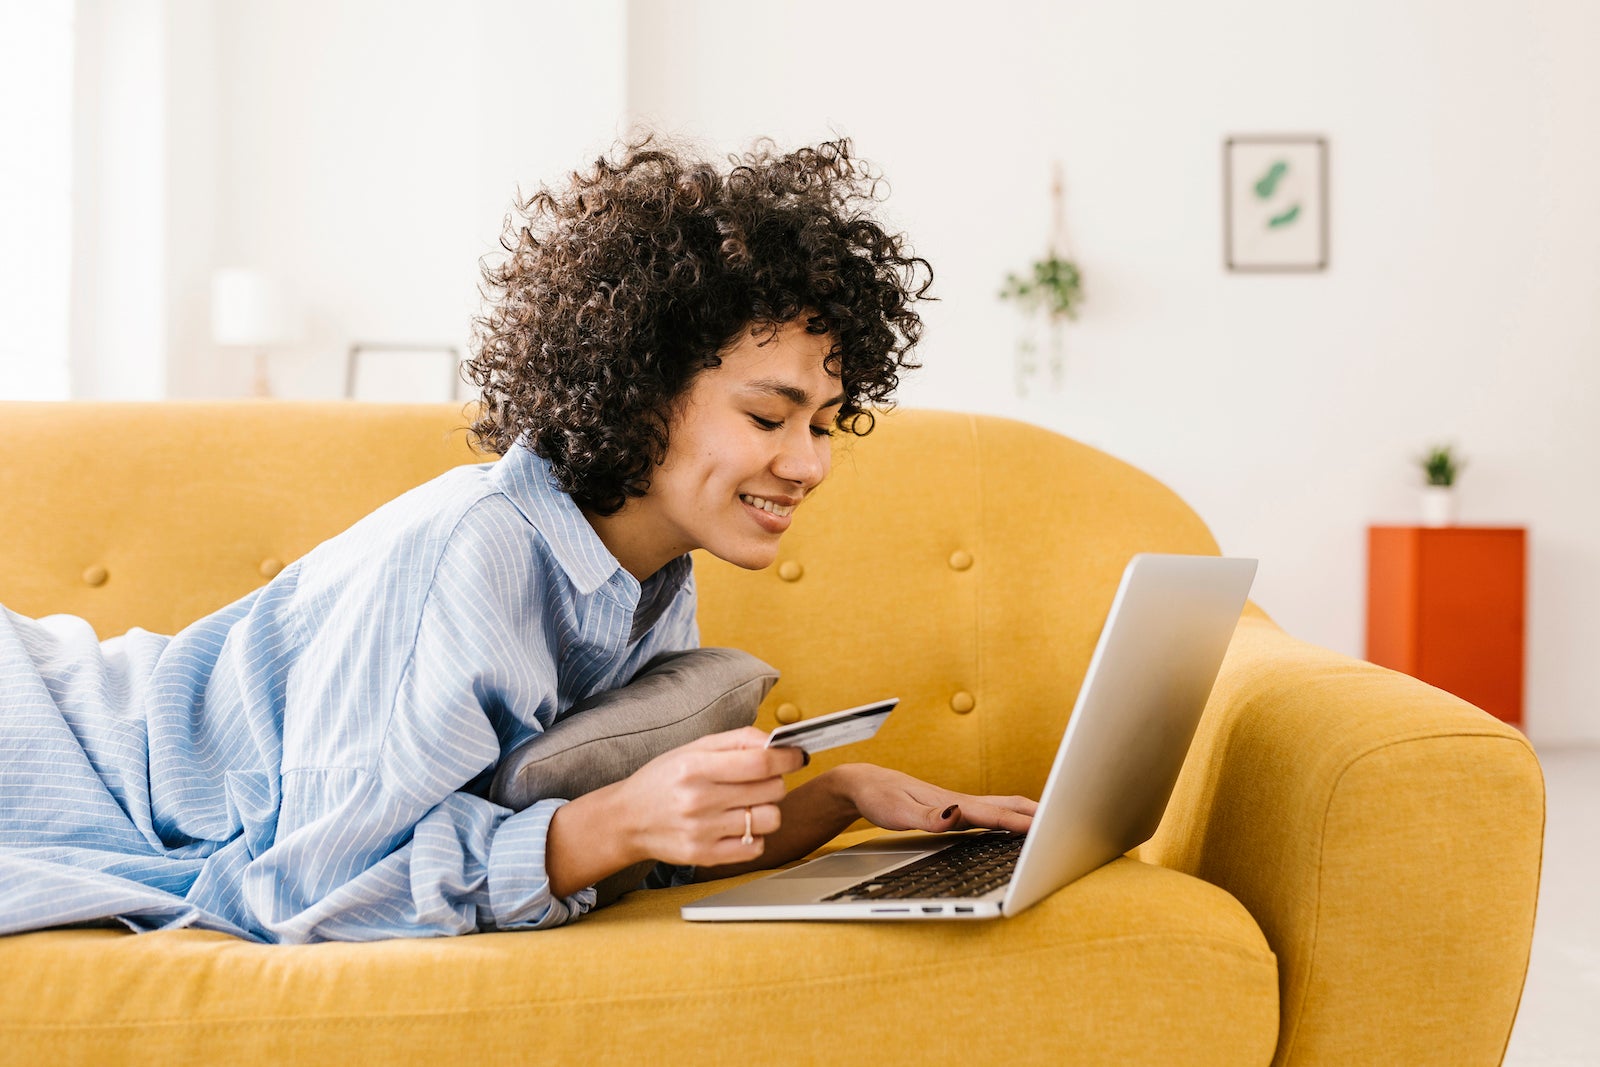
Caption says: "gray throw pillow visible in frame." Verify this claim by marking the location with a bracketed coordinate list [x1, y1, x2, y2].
[489, 646, 779, 906]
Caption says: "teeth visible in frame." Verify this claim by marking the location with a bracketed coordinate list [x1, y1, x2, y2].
[741, 494, 795, 517]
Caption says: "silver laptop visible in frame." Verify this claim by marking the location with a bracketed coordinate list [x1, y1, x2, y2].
[681, 552, 1258, 922]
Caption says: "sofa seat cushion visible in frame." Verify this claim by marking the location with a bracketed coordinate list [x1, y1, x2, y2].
[4, 853, 1278, 1066]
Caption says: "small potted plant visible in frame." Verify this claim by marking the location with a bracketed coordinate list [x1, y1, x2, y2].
[1418, 444, 1464, 527]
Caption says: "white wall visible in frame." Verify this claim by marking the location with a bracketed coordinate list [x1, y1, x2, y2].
[70, 0, 169, 399]
[163, 0, 220, 399]
[67, 0, 1598, 743]
[625, 0, 1600, 744]
[0, 1, 74, 400]
[161, 0, 628, 399]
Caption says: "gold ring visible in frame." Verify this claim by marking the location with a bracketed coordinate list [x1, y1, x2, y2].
[741, 807, 754, 846]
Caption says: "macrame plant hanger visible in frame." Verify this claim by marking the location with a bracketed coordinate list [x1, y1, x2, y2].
[1046, 162, 1068, 390]
[1005, 161, 1083, 398]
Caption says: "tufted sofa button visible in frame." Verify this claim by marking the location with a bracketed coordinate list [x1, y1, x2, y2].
[950, 691, 976, 714]
[948, 550, 974, 571]
[777, 561, 804, 582]
[775, 703, 802, 725]
[259, 558, 284, 579]
[82, 564, 109, 587]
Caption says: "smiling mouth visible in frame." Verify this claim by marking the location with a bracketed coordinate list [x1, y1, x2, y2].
[740, 493, 796, 517]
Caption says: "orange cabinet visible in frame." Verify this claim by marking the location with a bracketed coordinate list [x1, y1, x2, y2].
[1365, 526, 1526, 725]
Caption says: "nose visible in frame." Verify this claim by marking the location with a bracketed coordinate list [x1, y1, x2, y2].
[772, 424, 830, 489]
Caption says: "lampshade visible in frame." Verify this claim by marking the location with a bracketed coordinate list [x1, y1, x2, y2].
[211, 268, 300, 347]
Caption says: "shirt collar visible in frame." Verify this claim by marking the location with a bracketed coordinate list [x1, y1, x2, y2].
[489, 441, 692, 604]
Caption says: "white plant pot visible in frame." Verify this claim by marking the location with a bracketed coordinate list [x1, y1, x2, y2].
[1420, 486, 1457, 527]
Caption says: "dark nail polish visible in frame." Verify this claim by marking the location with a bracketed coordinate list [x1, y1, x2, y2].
[801, 751, 811, 768]
[941, 805, 958, 819]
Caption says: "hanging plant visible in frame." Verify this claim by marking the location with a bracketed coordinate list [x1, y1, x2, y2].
[999, 162, 1084, 396]
[999, 253, 1084, 320]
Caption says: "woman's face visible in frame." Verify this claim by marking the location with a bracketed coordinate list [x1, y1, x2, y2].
[603, 319, 844, 578]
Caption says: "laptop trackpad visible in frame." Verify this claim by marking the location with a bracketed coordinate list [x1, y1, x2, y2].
[769, 853, 908, 880]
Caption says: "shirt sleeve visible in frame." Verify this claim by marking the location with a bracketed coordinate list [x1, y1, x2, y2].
[242, 773, 595, 942]
[244, 497, 595, 942]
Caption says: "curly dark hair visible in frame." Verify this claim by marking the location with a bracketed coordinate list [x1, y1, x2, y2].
[463, 133, 934, 515]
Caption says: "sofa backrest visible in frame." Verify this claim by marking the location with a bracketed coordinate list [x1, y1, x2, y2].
[694, 408, 1221, 799]
[0, 402, 1219, 799]
[0, 401, 490, 637]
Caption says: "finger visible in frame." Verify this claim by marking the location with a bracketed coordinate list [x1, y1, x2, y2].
[695, 746, 803, 785]
[699, 833, 767, 867]
[690, 728, 806, 774]
[661, 776, 786, 826]
[991, 795, 1040, 816]
[954, 799, 1034, 834]
[724, 802, 783, 841]
[961, 796, 1039, 822]
[690, 726, 771, 752]
[712, 777, 788, 812]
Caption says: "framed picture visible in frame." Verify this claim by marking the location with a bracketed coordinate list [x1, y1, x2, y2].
[1224, 135, 1328, 272]
[345, 343, 464, 402]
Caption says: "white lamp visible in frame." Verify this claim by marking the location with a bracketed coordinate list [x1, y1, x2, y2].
[211, 268, 300, 397]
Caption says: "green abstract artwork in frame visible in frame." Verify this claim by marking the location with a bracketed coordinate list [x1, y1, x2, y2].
[1224, 135, 1329, 272]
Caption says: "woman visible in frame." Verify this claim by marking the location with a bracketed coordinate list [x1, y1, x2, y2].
[0, 136, 1035, 943]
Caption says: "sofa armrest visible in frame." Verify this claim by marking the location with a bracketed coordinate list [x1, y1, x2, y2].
[1141, 614, 1544, 1067]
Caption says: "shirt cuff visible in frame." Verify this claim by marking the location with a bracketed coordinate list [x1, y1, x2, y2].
[484, 799, 596, 930]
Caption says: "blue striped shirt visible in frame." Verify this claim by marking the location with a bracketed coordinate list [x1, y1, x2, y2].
[0, 443, 698, 942]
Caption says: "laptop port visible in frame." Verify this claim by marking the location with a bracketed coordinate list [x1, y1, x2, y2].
[921, 906, 941, 914]
[955, 906, 975, 914]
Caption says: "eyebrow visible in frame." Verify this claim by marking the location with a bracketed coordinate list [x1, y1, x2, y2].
[743, 378, 847, 410]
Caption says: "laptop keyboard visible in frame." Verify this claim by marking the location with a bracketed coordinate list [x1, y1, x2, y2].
[822, 833, 1026, 902]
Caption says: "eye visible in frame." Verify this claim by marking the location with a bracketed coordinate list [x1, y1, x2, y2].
[749, 414, 782, 431]
[809, 423, 836, 439]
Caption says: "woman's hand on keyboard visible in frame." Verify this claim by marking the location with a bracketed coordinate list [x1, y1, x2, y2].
[831, 765, 1037, 835]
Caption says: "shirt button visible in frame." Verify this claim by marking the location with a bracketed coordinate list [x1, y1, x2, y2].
[948, 550, 974, 571]
[777, 561, 804, 582]
[775, 703, 802, 725]
[259, 558, 284, 579]
[950, 691, 976, 714]
[82, 564, 109, 587]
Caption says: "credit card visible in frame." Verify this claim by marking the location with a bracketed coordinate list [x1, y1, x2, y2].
[765, 697, 897, 755]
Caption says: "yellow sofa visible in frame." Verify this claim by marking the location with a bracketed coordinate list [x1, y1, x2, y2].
[0, 401, 1543, 1066]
